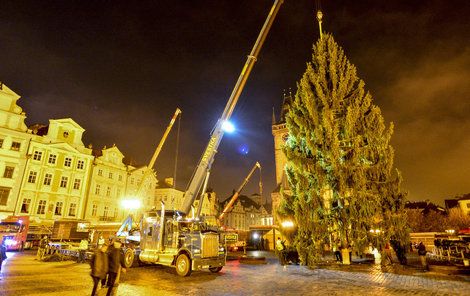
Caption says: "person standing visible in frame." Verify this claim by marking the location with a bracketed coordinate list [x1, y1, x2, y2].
[417, 242, 428, 270]
[106, 239, 126, 296]
[276, 237, 286, 267]
[333, 240, 342, 262]
[0, 237, 7, 277]
[90, 243, 109, 296]
[78, 238, 89, 263]
[37, 235, 48, 260]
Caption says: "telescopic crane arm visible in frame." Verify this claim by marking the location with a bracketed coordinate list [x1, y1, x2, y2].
[117, 108, 181, 238]
[180, 0, 284, 215]
[218, 162, 261, 221]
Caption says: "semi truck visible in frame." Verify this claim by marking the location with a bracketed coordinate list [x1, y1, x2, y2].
[120, 0, 284, 276]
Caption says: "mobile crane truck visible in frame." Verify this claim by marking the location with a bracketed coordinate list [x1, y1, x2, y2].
[124, 0, 284, 276]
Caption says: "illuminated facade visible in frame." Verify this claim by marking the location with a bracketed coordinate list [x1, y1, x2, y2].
[0, 83, 31, 219]
[220, 194, 271, 231]
[15, 118, 94, 224]
[85, 145, 128, 223]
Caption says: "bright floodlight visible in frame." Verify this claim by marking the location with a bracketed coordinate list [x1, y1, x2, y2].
[222, 120, 235, 133]
[281, 220, 294, 228]
[121, 198, 142, 210]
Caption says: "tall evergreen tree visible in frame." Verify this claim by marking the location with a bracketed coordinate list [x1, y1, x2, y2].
[280, 34, 408, 266]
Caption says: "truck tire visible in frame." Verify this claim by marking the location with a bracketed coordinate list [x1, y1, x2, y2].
[176, 254, 191, 277]
[123, 248, 135, 269]
[209, 266, 223, 273]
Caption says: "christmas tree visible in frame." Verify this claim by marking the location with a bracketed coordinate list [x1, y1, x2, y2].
[280, 34, 408, 266]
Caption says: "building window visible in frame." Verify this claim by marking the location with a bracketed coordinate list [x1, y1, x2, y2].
[104, 206, 109, 217]
[68, 203, 77, 216]
[95, 184, 101, 195]
[73, 178, 81, 190]
[37, 200, 47, 215]
[28, 171, 37, 183]
[106, 186, 111, 197]
[11, 141, 21, 151]
[130, 178, 134, 185]
[113, 207, 117, 218]
[0, 139, 3, 148]
[467, 203, 470, 209]
[64, 157, 72, 167]
[118, 175, 123, 182]
[117, 188, 121, 197]
[98, 169, 103, 176]
[43, 173, 52, 186]
[3, 166, 14, 178]
[0, 187, 10, 206]
[92, 203, 98, 217]
[21, 198, 31, 213]
[48, 154, 57, 164]
[60, 176, 68, 188]
[77, 160, 84, 170]
[33, 151, 43, 161]
[55, 202, 63, 215]
[109, 172, 113, 179]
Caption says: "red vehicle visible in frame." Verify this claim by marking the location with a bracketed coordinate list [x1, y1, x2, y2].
[0, 215, 29, 251]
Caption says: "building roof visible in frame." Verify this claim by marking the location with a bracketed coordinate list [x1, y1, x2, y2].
[220, 194, 261, 210]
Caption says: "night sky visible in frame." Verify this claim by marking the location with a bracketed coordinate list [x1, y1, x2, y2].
[1, 1, 469, 205]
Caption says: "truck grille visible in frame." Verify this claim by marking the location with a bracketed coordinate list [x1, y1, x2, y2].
[201, 233, 219, 258]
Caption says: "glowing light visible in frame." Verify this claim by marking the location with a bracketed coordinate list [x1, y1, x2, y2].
[121, 198, 142, 210]
[5, 239, 17, 246]
[281, 220, 294, 228]
[222, 121, 235, 133]
[238, 144, 249, 155]
[253, 232, 259, 239]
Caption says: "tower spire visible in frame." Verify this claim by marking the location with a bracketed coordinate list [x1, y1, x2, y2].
[316, 0, 323, 40]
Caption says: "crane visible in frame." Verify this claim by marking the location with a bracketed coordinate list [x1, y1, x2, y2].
[218, 162, 262, 222]
[117, 108, 182, 238]
[180, 0, 284, 215]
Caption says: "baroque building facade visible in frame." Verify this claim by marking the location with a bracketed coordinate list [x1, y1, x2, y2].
[219, 193, 271, 231]
[85, 145, 128, 223]
[0, 83, 31, 219]
[15, 119, 94, 223]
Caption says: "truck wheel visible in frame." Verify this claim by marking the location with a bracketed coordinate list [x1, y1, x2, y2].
[176, 254, 191, 277]
[123, 248, 135, 269]
[209, 266, 223, 273]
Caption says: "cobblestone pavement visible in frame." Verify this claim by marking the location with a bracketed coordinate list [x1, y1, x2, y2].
[0, 251, 468, 296]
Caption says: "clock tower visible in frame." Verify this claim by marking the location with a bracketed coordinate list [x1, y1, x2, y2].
[271, 91, 293, 223]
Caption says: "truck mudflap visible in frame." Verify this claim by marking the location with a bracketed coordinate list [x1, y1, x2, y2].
[191, 256, 225, 271]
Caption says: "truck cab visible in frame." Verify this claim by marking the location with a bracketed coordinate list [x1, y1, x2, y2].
[138, 210, 225, 276]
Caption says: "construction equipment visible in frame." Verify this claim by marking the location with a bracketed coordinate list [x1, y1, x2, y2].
[132, 1, 284, 276]
[218, 162, 262, 221]
[117, 108, 182, 240]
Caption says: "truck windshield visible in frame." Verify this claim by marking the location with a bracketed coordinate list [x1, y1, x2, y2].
[0, 222, 21, 233]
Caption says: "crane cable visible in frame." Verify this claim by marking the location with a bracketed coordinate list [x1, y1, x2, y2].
[173, 111, 181, 189]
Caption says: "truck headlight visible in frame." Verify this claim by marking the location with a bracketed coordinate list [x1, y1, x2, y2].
[5, 239, 17, 246]
[193, 249, 200, 254]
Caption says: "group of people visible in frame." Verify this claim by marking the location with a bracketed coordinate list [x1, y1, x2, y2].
[90, 237, 127, 296]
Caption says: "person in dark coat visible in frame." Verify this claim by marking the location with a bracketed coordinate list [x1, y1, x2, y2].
[90, 243, 109, 296]
[106, 240, 126, 296]
[0, 238, 7, 276]
[417, 242, 428, 270]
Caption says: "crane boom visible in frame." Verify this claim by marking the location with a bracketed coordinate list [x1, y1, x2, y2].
[135, 108, 181, 198]
[117, 108, 181, 238]
[180, 0, 284, 215]
[219, 162, 261, 221]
